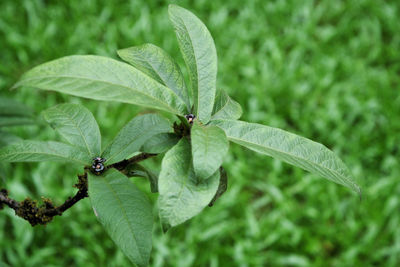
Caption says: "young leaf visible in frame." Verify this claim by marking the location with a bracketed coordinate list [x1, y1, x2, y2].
[140, 133, 180, 154]
[88, 169, 153, 267]
[0, 116, 35, 127]
[124, 163, 159, 193]
[211, 90, 242, 120]
[0, 97, 33, 117]
[42, 103, 101, 158]
[211, 120, 361, 194]
[102, 114, 172, 164]
[168, 4, 217, 123]
[0, 140, 91, 165]
[118, 44, 191, 109]
[158, 138, 219, 231]
[13, 55, 188, 115]
[191, 121, 229, 180]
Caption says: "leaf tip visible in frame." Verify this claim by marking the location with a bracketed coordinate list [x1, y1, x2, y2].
[168, 3, 178, 11]
[168, 4, 187, 17]
[116, 48, 127, 59]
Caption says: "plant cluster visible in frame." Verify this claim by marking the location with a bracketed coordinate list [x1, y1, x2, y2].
[0, 5, 360, 266]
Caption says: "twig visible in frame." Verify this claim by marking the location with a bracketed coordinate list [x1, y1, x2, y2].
[0, 172, 88, 226]
[107, 152, 157, 171]
[43, 172, 88, 216]
[0, 189, 19, 210]
[0, 153, 157, 226]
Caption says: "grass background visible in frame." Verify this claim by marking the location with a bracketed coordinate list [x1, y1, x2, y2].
[0, 0, 399, 266]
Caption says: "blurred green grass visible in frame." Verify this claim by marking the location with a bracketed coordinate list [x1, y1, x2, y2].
[1, 0, 399, 266]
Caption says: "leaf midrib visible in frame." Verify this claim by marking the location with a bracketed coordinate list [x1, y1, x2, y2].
[0, 148, 88, 165]
[212, 95, 230, 119]
[146, 51, 190, 109]
[52, 106, 95, 157]
[195, 125, 210, 175]
[226, 134, 359, 192]
[212, 95, 241, 120]
[123, 48, 190, 111]
[17, 74, 184, 115]
[174, 15, 200, 115]
[104, 122, 167, 163]
[101, 177, 145, 264]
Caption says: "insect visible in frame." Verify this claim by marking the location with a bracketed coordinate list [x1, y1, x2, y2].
[92, 157, 106, 175]
[185, 114, 196, 124]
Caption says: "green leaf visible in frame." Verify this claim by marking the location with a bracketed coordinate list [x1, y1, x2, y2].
[168, 4, 217, 123]
[211, 120, 361, 194]
[0, 97, 33, 117]
[13, 55, 188, 115]
[140, 133, 180, 154]
[208, 167, 228, 207]
[124, 163, 159, 193]
[42, 103, 101, 158]
[88, 169, 153, 267]
[191, 121, 229, 180]
[158, 138, 219, 231]
[102, 114, 172, 164]
[118, 44, 191, 109]
[211, 90, 242, 120]
[0, 116, 35, 127]
[0, 140, 91, 165]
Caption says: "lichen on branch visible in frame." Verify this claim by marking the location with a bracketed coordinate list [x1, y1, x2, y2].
[0, 173, 88, 226]
[0, 152, 158, 226]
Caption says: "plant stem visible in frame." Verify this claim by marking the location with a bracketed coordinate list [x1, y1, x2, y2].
[0, 152, 158, 226]
[107, 152, 157, 171]
[0, 172, 88, 226]
[0, 189, 19, 210]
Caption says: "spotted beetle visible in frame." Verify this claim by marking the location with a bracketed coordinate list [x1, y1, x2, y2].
[92, 157, 106, 175]
[185, 114, 196, 124]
